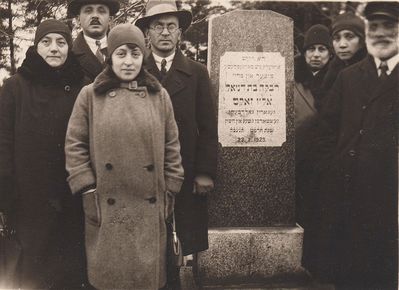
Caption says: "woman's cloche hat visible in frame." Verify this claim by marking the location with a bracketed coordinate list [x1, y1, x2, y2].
[107, 23, 147, 58]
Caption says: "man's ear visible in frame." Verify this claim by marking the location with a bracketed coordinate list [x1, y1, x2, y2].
[76, 15, 81, 26]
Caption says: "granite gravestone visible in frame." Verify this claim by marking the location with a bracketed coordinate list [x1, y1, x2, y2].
[195, 10, 304, 286]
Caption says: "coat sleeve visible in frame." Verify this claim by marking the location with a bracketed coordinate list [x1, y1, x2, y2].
[65, 85, 96, 195]
[162, 88, 184, 194]
[194, 64, 218, 179]
[310, 71, 344, 172]
[0, 78, 16, 213]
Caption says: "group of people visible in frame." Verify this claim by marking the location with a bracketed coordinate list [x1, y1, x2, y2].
[0, 0, 397, 289]
[0, 0, 217, 289]
[295, 2, 398, 290]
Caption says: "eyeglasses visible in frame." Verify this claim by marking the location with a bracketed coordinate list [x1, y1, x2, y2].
[149, 24, 179, 34]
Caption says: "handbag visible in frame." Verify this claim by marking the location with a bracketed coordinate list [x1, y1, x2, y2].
[166, 212, 183, 288]
[166, 212, 183, 267]
[0, 212, 21, 289]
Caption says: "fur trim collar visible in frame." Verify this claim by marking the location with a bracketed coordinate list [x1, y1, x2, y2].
[93, 65, 162, 95]
[18, 46, 84, 86]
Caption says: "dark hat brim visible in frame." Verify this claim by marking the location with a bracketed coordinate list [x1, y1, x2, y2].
[135, 10, 192, 33]
[68, 0, 120, 17]
[366, 12, 398, 21]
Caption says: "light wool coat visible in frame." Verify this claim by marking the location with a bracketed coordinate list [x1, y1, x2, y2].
[65, 67, 184, 290]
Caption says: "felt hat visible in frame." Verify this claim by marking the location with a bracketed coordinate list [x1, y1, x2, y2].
[135, 0, 192, 32]
[303, 24, 331, 52]
[34, 19, 73, 48]
[67, 0, 120, 17]
[107, 23, 147, 57]
[332, 12, 365, 39]
[364, 2, 399, 22]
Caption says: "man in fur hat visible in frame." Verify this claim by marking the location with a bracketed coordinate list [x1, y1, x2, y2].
[67, 0, 120, 81]
[136, 0, 218, 287]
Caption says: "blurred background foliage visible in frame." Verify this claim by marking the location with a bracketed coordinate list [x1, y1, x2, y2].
[0, 0, 365, 83]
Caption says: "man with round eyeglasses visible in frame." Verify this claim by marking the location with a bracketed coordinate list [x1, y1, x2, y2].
[136, 1, 218, 288]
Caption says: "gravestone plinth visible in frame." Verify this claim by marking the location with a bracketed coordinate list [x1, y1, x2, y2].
[196, 10, 305, 287]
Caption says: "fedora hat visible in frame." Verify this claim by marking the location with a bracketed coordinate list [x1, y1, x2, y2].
[67, 0, 120, 17]
[135, 0, 192, 32]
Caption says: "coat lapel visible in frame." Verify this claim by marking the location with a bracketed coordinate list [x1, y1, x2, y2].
[72, 32, 104, 80]
[144, 50, 192, 97]
[164, 50, 192, 97]
[144, 54, 162, 81]
[361, 55, 398, 103]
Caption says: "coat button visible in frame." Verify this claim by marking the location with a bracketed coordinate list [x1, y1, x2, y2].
[64, 85, 71, 92]
[348, 150, 356, 157]
[105, 163, 113, 170]
[107, 198, 116, 205]
[344, 174, 351, 181]
[148, 197, 157, 204]
[359, 129, 365, 135]
[109, 91, 116, 97]
[145, 164, 154, 171]
[362, 105, 367, 110]
[139, 91, 145, 98]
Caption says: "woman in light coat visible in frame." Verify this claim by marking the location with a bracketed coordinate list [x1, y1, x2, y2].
[65, 24, 184, 290]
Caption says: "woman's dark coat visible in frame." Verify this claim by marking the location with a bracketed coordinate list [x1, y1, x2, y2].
[294, 54, 329, 228]
[308, 55, 398, 289]
[145, 49, 218, 255]
[0, 47, 87, 289]
[322, 46, 368, 97]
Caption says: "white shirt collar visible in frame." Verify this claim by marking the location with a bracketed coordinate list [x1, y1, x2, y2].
[152, 52, 175, 71]
[83, 34, 107, 56]
[374, 53, 399, 76]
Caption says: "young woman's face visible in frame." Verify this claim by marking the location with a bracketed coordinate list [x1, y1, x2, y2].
[333, 29, 363, 61]
[305, 44, 330, 71]
[37, 33, 69, 67]
[111, 44, 143, 82]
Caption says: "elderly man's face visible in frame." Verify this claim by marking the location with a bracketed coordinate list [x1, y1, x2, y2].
[77, 4, 111, 39]
[366, 18, 399, 60]
[147, 15, 181, 57]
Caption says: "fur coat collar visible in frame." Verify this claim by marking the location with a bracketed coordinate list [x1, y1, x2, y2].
[93, 65, 162, 95]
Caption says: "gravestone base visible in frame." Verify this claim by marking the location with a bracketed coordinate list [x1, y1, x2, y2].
[195, 226, 307, 287]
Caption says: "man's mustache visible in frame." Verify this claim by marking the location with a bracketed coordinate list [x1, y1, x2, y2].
[90, 19, 101, 25]
[370, 37, 394, 45]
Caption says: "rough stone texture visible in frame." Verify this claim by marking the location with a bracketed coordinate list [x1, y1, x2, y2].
[196, 228, 305, 286]
[208, 10, 295, 227]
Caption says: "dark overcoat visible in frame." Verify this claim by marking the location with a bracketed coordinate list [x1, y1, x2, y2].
[72, 31, 105, 82]
[0, 47, 87, 289]
[65, 67, 184, 289]
[144, 50, 218, 255]
[308, 55, 398, 289]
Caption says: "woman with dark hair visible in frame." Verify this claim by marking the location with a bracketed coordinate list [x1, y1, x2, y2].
[0, 19, 87, 289]
[65, 23, 184, 290]
[322, 12, 367, 93]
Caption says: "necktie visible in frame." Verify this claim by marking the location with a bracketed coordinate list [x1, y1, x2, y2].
[95, 40, 104, 64]
[160, 58, 167, 80]
[379, 61, 388, 81]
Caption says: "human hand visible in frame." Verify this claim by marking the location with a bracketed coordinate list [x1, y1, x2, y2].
[193, 174, 214, 196]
